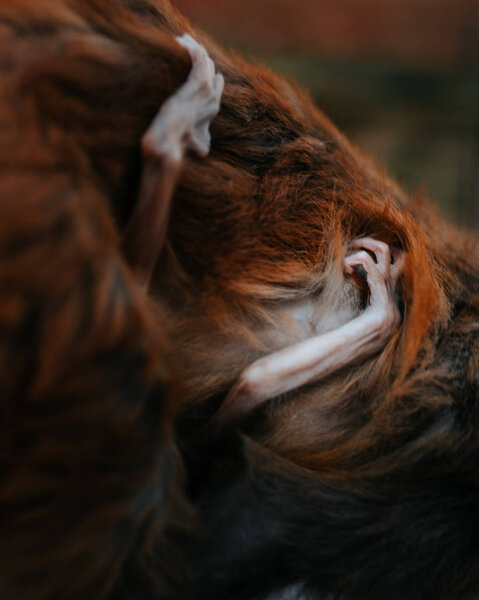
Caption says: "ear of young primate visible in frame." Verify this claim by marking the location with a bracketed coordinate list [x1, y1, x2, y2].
[185, 437, 479, 600]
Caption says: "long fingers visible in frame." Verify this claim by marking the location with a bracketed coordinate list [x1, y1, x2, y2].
[177, 34, 214, 81]
[344, 250, 389, 305]
[345, 238, 405, 307]
[350, 237, 405, 285]
[175, 34, 224, 156]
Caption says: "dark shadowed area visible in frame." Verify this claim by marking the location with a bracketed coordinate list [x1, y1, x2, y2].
[174, 0, 479, 229]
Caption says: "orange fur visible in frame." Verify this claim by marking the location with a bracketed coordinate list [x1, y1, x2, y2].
[1, 1, 479, 598]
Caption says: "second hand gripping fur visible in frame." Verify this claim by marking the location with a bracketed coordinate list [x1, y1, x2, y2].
[123, 34, 224, 290]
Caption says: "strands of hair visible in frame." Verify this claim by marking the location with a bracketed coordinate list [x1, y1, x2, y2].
[1, 1, 479, 600]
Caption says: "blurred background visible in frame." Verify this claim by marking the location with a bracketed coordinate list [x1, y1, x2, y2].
[174, 0, 479, 230]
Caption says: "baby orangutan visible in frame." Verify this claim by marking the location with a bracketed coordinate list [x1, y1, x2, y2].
[124, 36, 405, 429]
[2, 2, 479, 600]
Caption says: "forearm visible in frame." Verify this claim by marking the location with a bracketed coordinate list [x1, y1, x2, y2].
[122, 157, 181, 289]
[241, 310, 392, 404]
[217, 238, 404, 426]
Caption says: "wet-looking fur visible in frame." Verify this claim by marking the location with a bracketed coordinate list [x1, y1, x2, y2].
[1, 1, 479, 599]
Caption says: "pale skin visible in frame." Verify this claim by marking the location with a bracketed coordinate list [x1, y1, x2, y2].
[122, 34, 224, 290]
[124, 37, 405, 426]
[217, 239, 405, 426]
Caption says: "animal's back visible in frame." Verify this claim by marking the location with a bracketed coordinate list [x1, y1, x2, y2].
[1, 1, 479, 600]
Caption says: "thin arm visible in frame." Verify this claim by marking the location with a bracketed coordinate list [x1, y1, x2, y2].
[217, 238, 405, 426]
[122, 34, 223, 290]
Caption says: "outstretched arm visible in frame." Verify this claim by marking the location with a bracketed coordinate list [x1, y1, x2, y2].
[122, 35, 223, 290]
[218, 238, 405, 425]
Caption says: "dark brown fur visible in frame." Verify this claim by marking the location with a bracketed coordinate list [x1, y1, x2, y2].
[1, 1, 479, 599]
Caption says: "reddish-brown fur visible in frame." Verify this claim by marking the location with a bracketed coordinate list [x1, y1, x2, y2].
[1, 1, 479, 599]
[0, 2, 196, 598]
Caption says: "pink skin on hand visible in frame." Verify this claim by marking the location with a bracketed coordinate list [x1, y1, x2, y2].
[123, 34, 224, 290]
[344, 237, 405, 348]
[217, 238, 406, 427]
[141, 34, 224, 162]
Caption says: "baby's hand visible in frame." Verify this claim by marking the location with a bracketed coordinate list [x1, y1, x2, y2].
[142, 34, 224, 162]
[344, 237, 405, 344]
